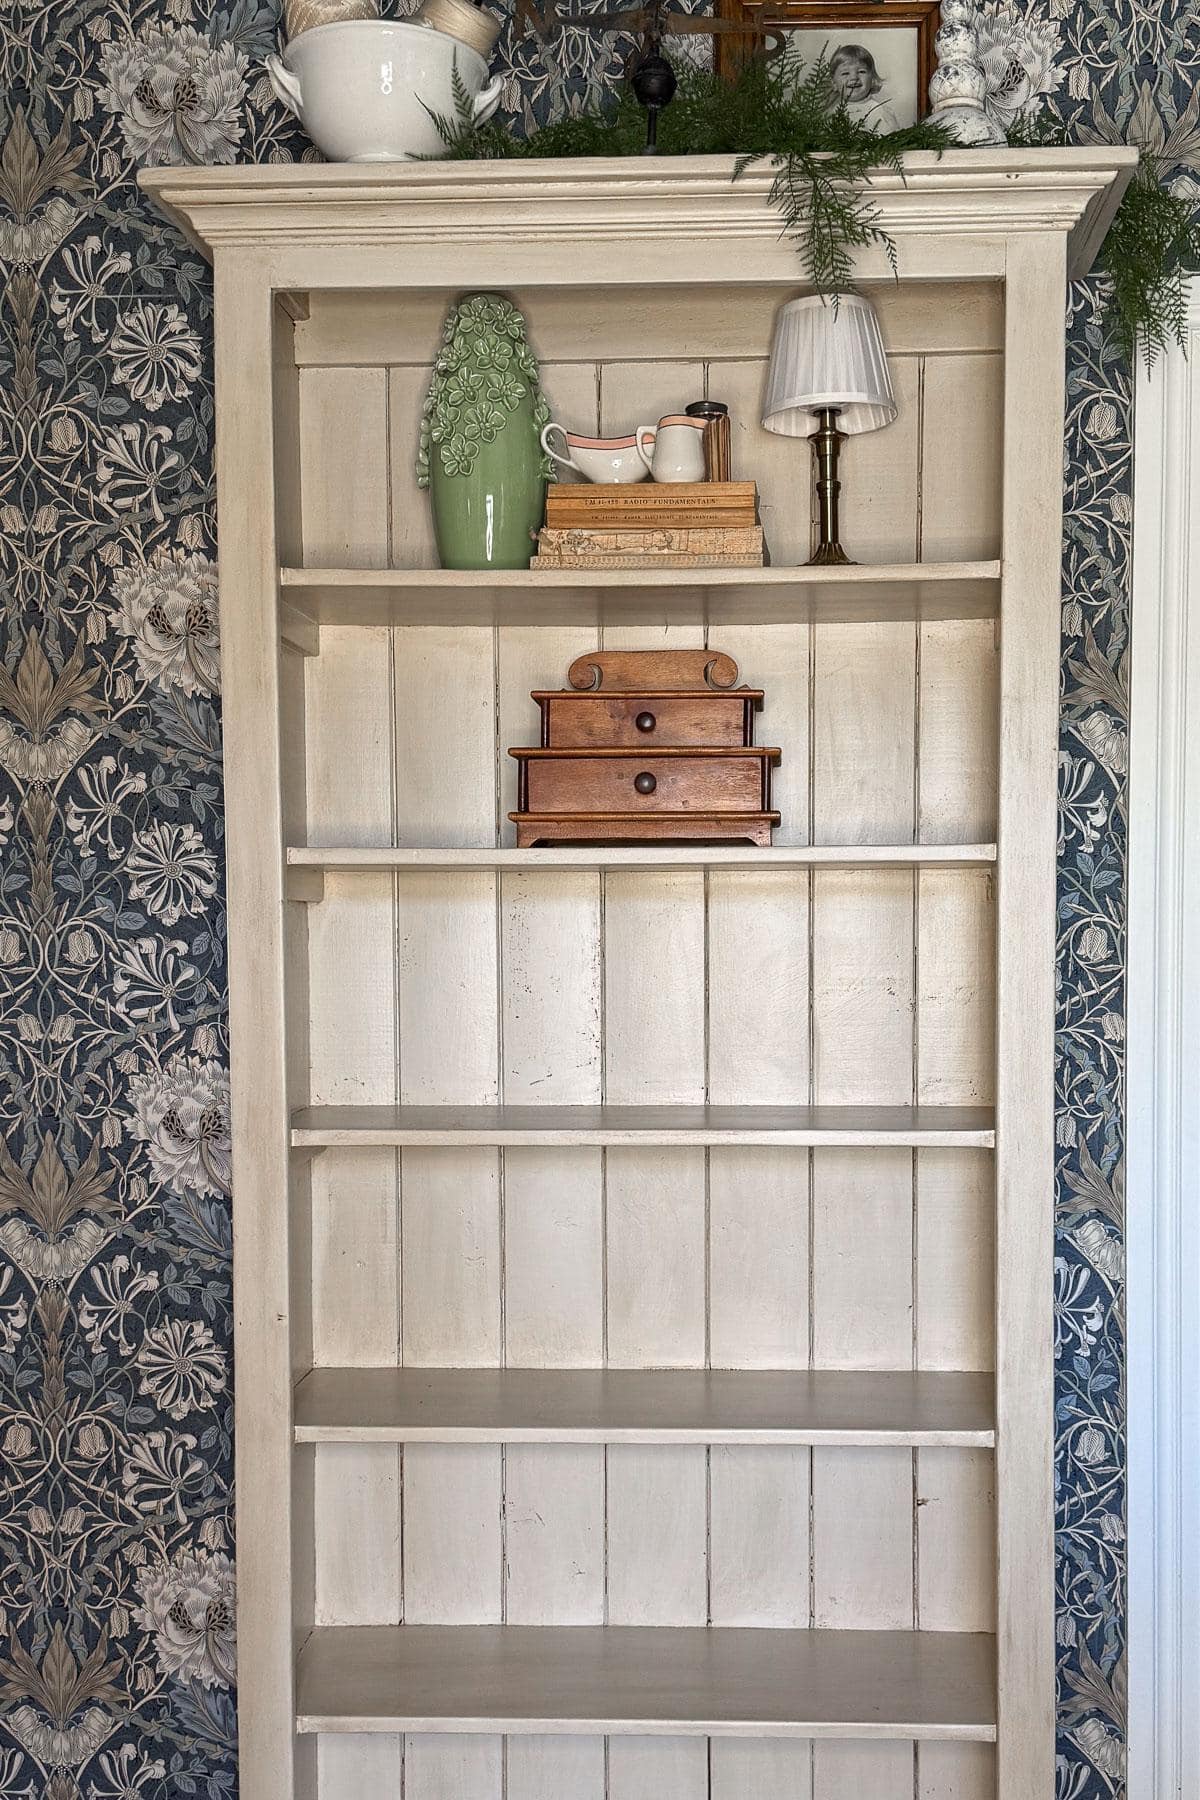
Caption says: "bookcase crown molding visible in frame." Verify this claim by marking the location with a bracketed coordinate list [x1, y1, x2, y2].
[141, 147, 1134, 279]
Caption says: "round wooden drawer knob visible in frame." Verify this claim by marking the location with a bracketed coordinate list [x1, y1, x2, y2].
[635, 711, 657, 733]
[634, 771, 657, 795]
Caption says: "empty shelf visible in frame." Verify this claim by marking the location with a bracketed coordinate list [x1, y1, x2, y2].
[293, 1367, 995, 1446]
[295, 1624, 997, 1740]
[280, 561, 1001, 631]
[290, 1104, 996, 1148]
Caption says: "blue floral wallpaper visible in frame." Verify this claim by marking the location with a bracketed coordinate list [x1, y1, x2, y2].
[0, 0, 1195, 1794]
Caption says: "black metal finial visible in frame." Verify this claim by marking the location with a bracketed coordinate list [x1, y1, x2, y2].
[629, 43, 677, 153]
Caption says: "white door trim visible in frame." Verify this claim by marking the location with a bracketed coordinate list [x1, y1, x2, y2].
[1126, 274, 1200, 1799]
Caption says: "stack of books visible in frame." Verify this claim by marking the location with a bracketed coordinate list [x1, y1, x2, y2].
[533, 482, 765, 569]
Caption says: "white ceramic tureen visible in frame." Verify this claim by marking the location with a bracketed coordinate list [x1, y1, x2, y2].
[266, 19, 503, 162]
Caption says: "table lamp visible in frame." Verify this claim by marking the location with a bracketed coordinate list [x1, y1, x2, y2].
[761, 294, 896, 566]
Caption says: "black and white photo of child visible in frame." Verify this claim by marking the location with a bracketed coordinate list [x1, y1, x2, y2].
[779, 23, 922, 130]
[829, 42, 901, 130]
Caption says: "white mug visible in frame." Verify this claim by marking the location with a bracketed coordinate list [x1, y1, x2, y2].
[541, 423, 650, 484]
[636, 415, 707, 483]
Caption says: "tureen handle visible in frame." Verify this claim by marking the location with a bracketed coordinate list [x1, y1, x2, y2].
[472, 77, 504, 126]
[265, 55, 304, 119]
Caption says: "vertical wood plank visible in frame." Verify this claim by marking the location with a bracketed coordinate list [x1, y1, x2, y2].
[313, 1444, 401, 1625]
[606, 1445, 708, 1625]
[503, 1149, 604, 1367]
[918, 1743, 996, 1800]
[403, 1737, 502, 1800]
[917, 1447, 997, 1632]
[920, 352, 1003, 561]
[301, 370, 402, 1683]
[810, 598, 918, 1681]
[300, 365, 391, 567]
[498, 617, 605, 1383]
[605, 842, 706, 1365]
[835, 356, 922, 563]
[606, 1147, 706, 1367]
[388, 365, 437, 570]
[811, 1447, 913, 1630]
[318, 1736, 402, 1800]
[711, 1739, 813, 1800]
[811, 1148, 913, 1369]
[401, 1149, 501, 1366]
[916, 580, 998, 1384]
[213, 259, 308, 1800]
[301, 377, 398, 1378]
[993, 233, 1064, 1800]
[709, 1148, 808, 1368]
[814, 1742, 915, 1800]
[708, 867, 808, 1104]
[917, 870, 994, 1105]
[812, 622, 916, 845]
[607, 1739, 708, 1800]
[604, 871, 706, 1105]
[403, 1445, 503, 1623]
[392, 626, 500, 1405]
[504, 1444, 605, 1624]
[391, 615, 502, 1731]
[500, 866, 602, 1100]
[709, 1446, 810, 1626]
[918, 618, 999, 845]
[916, 1150, 995, 1372]
[706, 624, 811, 1377]
[916, 864, 995, 1387]
[507, 1738, 606, 1800]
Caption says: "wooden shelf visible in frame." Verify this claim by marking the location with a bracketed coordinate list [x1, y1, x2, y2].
[279, 561, 1001, 632]
[293, 1367, 995, 1446]
[295, 1623, 997, 1739]
[288, 843, 997, 875]
[290, 1104, 996, 1148]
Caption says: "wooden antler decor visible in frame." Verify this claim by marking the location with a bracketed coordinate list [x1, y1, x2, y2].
[509, 649, 780, 845]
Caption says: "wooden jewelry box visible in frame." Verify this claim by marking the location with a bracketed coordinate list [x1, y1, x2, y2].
[509, 649, 781, 846]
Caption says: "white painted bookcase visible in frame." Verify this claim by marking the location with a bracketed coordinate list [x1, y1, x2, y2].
[144, 149, 1133, 1800]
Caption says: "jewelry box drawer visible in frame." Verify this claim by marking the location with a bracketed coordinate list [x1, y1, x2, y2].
[541, 694, 752, 748]
[521, 749, 777, 814]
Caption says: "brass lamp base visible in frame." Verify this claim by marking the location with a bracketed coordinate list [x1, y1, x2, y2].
[807, 406, 854, 566]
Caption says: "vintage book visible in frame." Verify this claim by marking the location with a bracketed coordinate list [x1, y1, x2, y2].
[534, 551, 764, 568]
[545, 480, 758, 526]
[536, 525, 765, 562]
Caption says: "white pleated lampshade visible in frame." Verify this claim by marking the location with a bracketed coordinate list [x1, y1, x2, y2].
[761, 294, 896, 438]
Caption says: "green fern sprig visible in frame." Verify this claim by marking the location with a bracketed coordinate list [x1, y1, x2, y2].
[1009, 113, 1200, 368]
[427, 52, 1192, 365]
[1103, 152, 1200, 367]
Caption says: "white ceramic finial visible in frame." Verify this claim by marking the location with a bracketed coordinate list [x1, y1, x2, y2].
[927, 0, 1007, 146]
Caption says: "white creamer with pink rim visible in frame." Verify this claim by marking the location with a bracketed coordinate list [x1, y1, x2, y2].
[540, 425, 650, 484]
[266, 20, 502, 162]
[636, 415, 707, 483]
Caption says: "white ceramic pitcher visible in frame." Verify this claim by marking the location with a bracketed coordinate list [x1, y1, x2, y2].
[636, 415, 707, 483]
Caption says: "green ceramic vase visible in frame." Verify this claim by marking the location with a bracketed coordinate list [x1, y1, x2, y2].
[418, 293, 551, 572]
[428, 388, 546, 571]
